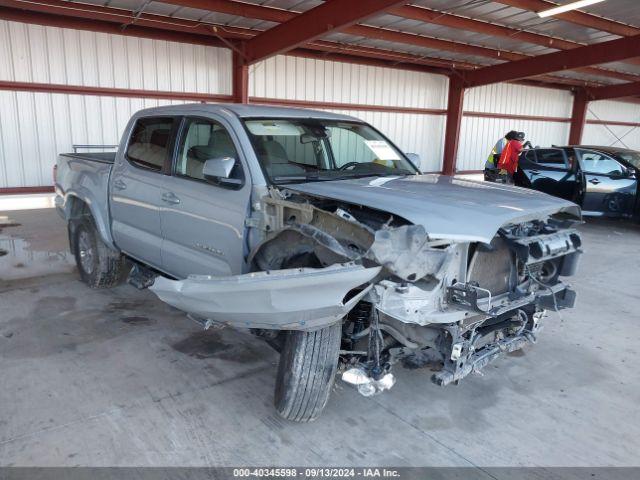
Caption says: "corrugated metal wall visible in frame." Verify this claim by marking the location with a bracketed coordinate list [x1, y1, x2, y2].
[0, 21, 231, 91]
[0, 91, 192, 187]
[457, 84, 573, 171]
[0, 19, 231, 189]
[249, 55, 448, 171]
[583, 100, 640, 150]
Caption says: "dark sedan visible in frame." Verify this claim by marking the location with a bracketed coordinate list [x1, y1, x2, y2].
[511, 146, 639, 218]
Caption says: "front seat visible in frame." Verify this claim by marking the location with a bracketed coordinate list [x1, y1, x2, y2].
[187, 129, 238, 179]
[258, 140, 305, 177]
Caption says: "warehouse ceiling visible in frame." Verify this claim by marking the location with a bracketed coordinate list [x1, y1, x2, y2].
[1, 0, 640, 95]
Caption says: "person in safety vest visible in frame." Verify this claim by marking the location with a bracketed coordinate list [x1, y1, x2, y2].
[485, 130, 517, 170]
[497, 131, 525, 183]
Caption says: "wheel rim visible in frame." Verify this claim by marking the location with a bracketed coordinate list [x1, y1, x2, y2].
[78, 229, 95, 275]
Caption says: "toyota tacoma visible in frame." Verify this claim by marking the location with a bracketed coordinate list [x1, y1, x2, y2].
[55, 104, 583, 422]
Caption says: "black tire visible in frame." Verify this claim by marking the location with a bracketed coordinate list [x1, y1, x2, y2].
[73, 217, 127, 288]
[274, 323, 342, 422]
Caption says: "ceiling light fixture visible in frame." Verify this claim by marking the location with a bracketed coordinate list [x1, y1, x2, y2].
[537, 0, 606, 18]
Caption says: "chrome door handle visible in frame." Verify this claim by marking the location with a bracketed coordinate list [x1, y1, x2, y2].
[589, 178, 600, 185]
[530, 170, 540, 175]
[161, 192, 181, 205]
[112, 179, 127, 190]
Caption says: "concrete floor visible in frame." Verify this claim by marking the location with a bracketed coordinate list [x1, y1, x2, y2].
[1, 208, 639, 468]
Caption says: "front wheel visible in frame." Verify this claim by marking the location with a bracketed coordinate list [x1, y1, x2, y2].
[73, 217, 127, 288]
[274, 323, 342, 422]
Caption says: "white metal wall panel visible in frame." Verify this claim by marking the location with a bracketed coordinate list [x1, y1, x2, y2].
[249, 55, 449, 109]
[0, 91, 188, 188]
[465, 83, 573, 117]
[586, 100, 640, 123]
[0, 20, 232, 93]
[583, 100, 640, 149]
[457, 116, 570, 172]
[582, 124, 640, 150]
[458, 83, 573, 171]
[0, 19, 232, 188]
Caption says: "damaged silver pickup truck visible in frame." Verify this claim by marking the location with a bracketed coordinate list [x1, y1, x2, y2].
[55, 104, 582, 422]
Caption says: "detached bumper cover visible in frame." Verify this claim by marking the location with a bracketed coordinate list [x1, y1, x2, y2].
[150, 263, 381, 331]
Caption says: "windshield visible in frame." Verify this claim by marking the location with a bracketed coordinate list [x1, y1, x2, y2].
[243, 118, 418, 184]
[615, 150, 640, 169]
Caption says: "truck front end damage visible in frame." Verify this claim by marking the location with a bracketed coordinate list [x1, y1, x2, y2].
[150, 181, 582, 396]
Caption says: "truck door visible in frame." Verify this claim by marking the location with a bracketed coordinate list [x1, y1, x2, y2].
[109, 116, 179, 270]
[518, 148, 578, 201]
[160, 116, 251, 278]
[575, 149, 638, 215]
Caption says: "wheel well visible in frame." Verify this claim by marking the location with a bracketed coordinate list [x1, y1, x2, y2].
[67, 196, 91, 219]
[66, 196, 92, 255]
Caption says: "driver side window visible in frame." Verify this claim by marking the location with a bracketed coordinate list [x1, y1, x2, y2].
[176, 118, 239, 181]
[577, 150, 625, 176]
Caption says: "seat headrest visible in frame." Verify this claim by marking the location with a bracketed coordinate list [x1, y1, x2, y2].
[209, 130, 236, 158]
[149, 129, 170, 147]
[260, 140, 289, 164]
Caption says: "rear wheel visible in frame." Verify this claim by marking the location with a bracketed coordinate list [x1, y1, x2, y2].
[73, 217, 127, 288]
[274, 323, 342, 422]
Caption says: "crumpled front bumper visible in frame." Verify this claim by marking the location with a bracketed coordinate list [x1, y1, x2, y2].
[150, 263, 381, 331]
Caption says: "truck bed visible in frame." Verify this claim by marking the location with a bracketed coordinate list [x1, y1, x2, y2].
[59, 152, 116, 163]
[56, 151, 116, 247]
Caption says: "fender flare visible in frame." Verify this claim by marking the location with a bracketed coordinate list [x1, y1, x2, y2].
[62, 192, 116, 250]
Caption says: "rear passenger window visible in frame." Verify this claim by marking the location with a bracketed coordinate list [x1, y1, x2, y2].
[534, 149, 567, 168]
[126, 117, 175, 171]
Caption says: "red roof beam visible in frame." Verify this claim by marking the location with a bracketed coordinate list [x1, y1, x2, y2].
[390, 4, 640, 73]
[463, 34, 640, 88]
[587, 80, 640, 101]
[242, 0, 411, 63]
[161, 0, 638, 82]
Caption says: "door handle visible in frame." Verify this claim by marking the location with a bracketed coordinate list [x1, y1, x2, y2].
[161, 192, 181, 205]
[589, 178, 601, 185]
[112, 179, 127, 190]
[530, 170, 540, 175]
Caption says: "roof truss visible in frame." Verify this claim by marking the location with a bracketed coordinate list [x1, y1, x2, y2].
[242, 0, 410, 63]
[0, 0, 639, 92]
[587, 81, 640, 101]
[462, 34, 640, 88]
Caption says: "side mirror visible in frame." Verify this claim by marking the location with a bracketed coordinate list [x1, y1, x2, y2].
[609, 168, 629, 179]
[406, 152, 422, 171]
[202, 157, 243, 189]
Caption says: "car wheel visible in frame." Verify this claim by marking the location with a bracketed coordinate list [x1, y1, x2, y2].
[274, 322, 342, 422]
[73, 217, 127, 288]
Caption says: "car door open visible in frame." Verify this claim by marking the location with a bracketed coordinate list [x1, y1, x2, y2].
[518, 148, 577, 201]
[576, 149, 637, 216]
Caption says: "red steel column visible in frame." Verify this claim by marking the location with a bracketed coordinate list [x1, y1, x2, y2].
[568, 89, 588, 145]
[442, 76, 465, 176]
[232, 50, 248, 103]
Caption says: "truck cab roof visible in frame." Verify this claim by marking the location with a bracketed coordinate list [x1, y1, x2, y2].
[134, 102, 361, 122]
